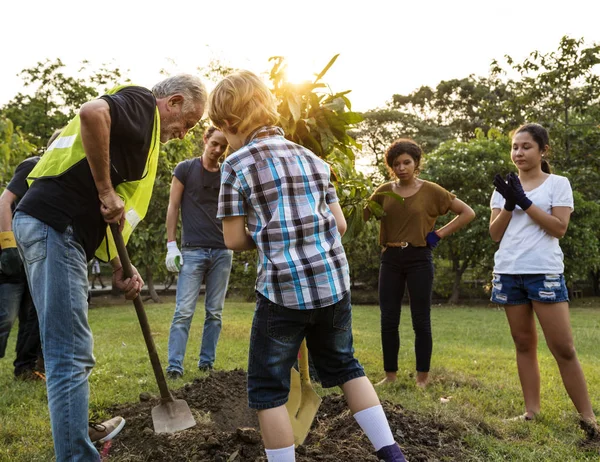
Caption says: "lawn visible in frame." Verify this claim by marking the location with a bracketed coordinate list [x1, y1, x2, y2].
[1, 296, 599, 461]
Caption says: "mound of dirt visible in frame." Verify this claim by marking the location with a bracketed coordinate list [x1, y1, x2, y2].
[106, 369, 473, 461]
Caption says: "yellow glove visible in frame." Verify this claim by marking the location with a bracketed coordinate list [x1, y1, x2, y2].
[0, 231, 23, 276]
[0, 231, 17, 249]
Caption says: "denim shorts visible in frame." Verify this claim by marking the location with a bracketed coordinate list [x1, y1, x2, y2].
[490, 273, 570, 305]
[247, 291, 365, 410]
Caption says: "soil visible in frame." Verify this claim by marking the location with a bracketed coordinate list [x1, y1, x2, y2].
[105, 369, 474, 462]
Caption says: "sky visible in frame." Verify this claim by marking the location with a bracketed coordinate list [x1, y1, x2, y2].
[1, 0, 600, 112]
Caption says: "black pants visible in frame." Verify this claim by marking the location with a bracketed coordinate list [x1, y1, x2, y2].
[14, 287, 43, 376]
[379, 246, 434, 373]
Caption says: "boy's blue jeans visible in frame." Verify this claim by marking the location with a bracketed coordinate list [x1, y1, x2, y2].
[248, 291, 365, 410]
[14, 211, 98, 462]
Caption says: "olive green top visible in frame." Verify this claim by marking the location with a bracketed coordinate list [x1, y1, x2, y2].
[371, 180, 455, 247]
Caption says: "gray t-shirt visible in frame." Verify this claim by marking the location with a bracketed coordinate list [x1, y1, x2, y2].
[174, 158, 226, 249]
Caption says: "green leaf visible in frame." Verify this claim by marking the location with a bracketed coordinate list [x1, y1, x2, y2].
[374, 191, 404, 204]
[314, 54, 340, 83]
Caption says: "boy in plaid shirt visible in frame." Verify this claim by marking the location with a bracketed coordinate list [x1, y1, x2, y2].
[210, 70, 406, 462]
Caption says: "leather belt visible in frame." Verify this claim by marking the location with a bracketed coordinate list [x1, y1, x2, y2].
[386, 242, 409, 249]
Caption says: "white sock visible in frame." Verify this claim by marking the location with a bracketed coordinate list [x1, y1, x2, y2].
[353, 404, 395, 451]
[265, 444, 295, 462]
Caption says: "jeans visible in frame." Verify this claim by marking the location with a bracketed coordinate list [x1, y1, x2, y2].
[491, 273, 570, 305]
[0, 280, 42, 375]
[379, 246, 434, 373]
[14, 212, 98, 462]
[248, 291, 364, 410]
[0, 281, 24, 358]
[167, 247, 233, 374]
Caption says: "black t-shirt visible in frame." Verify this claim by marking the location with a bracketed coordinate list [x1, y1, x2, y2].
[174, 158, 226, 249]
[0, 156, 40, 284]
[16, 87, 156, 261]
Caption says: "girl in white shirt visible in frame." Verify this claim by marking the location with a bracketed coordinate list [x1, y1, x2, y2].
[489, 123, 598, 438]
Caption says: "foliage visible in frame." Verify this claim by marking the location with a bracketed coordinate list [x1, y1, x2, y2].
[344, 219, 381, 289]
[0, 59, 126, 151]
[561, 191, 600, 283]
[422, 129, 512, 303]
[0, 117, 36, 189]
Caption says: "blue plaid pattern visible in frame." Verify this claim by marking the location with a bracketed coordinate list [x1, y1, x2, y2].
[217, 126, 350, 309]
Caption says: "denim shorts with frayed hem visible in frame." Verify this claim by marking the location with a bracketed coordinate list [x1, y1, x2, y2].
[247, 291, 365, 410]
[490, 273, 570, 305]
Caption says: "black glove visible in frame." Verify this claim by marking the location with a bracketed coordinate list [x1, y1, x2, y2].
[507, 172, 532, 211]
[0, 231, 23, 276]
[493, 174, 516, 211]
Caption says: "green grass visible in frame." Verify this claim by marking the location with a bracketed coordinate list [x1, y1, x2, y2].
[1, 297, 600, 461]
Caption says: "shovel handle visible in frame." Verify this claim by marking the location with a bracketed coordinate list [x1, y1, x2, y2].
[110, 223, 173, 402]
[298, 339, 311, 385]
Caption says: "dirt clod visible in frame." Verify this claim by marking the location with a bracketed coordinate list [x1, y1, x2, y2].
[107, 369, 472, 461]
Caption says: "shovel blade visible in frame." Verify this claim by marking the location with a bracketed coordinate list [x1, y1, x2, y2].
[151, 399, 196, 434]
[289, 385, 322, 446]
[285, 367, 301, 417]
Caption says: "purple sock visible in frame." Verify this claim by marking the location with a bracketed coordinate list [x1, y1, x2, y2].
[375, 443, 406, 462]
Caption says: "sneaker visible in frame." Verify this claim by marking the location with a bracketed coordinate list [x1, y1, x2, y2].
[166, 370, 183, 380]
[89, 416, 126, 443]
[15, 369, 46, 382]
[376, 443, 407, 462]
[198, 364, 213, 373]
[505, 413, 536, 422]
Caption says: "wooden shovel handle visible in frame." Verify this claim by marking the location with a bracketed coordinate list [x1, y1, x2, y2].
[298, 339, 311, 385]
[109, 223, 173, 402]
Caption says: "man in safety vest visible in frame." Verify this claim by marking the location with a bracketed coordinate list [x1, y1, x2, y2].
[12, 74, 207, 462]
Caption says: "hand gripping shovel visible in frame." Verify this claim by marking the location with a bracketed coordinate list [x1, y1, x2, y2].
[285, 339, 321, 445]
[110, 224, 196, 434]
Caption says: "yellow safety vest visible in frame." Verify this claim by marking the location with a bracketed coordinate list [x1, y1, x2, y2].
[27, 85, 160, 261]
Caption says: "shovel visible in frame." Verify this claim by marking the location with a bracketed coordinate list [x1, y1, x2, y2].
[109, 223, 196, 434]
[285, 339, 321, 445]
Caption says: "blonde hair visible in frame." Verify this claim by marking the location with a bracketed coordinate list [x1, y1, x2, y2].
[208, 70, 279, 134]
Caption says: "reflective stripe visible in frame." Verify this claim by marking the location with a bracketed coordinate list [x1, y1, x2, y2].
[47, 135, 77, 152]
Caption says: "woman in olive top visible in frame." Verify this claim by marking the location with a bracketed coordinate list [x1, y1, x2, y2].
[365, 139, 475, 388]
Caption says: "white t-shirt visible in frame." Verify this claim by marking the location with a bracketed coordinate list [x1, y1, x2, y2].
[490, 174, 573, 274]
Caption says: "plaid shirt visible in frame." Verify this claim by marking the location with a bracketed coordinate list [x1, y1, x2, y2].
[217, 126, 350, 309]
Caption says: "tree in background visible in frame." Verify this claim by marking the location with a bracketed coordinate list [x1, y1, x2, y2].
[0, 59, 127, 151]
[0, 117, 36, 188]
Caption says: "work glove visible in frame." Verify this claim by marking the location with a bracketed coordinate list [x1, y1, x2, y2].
[507, 172, 532, 211]
[0, 231, 23, 276]
[426, 231, 441, 249]
[165, 241, 183, 272]
[492, 174, 516, 211]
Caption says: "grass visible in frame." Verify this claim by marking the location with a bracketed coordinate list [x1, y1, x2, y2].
[1, 296, 600, 461]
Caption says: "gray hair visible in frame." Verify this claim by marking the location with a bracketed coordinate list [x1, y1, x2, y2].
[152, 74, 207, 113]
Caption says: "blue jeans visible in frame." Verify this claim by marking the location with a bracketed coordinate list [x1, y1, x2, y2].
[167, 247, 233, 374]
[13, 212, 98, 462]
[0, 281, 25, 358]
[491, 273, 570, 305]
[248, 291, 365, 410]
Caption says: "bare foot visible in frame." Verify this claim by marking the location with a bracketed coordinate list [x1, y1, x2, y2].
[416, 371, 429, 388]
[375, 372, 397, 386]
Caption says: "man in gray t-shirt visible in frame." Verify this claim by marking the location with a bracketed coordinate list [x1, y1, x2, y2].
[165, 127, 233, 378]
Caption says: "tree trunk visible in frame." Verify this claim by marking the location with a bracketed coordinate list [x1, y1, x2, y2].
[145, 264, 161, 303]
[590, 270, 600, 296]
[447, 258, 469, 305]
